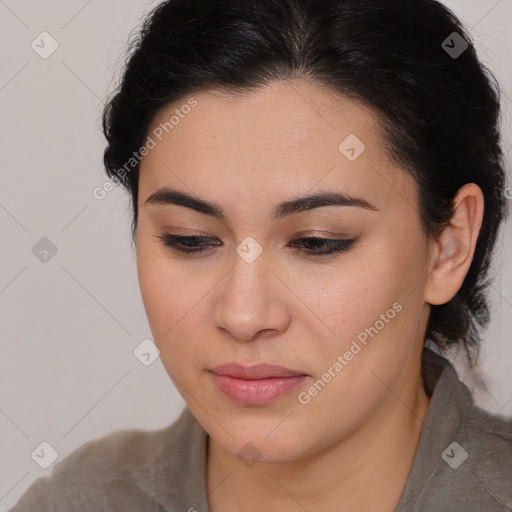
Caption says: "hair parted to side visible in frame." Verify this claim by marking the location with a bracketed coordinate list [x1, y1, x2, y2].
[102, 0, 509, 367]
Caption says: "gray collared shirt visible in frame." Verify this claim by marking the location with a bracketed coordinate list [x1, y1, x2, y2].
[9, 348, 512, 511]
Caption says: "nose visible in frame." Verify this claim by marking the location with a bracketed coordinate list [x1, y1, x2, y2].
[212, 251, 291, 342]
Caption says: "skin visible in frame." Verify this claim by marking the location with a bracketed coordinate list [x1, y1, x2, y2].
[135, 79, 484, 511]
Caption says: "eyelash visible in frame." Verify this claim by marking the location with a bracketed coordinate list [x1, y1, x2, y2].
[154, 234, 356, 257]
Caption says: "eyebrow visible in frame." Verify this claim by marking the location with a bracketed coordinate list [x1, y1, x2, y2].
[143, 187, 378, 220]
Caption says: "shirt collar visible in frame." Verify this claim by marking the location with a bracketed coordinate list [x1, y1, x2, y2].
[395, 347, 474, 510]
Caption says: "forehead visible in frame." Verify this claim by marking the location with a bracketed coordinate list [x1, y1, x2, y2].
[139, 79, 414, 217]
[148, 79, 384, 151]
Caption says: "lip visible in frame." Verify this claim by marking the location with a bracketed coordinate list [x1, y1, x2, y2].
[209, 363, 308, 406]
[210, 363, 307, 379]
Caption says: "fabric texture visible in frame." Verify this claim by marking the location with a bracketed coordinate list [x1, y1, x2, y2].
[9, 347, 512, 512]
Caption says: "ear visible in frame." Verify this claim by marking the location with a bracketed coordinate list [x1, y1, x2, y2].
[424, 183, 484, 306]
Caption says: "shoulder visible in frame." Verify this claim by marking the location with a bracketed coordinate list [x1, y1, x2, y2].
[9, 408, 198, 512]
[404, 349, 512, 511]
[416, 401, 512, 512]
[466, 404, 512, 510]
[429, 381, 512, 511]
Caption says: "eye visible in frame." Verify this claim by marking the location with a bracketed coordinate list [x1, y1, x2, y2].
[155, 234, 220, 254]
[288, 236, 357, 256]
[154, 234, 356, 257]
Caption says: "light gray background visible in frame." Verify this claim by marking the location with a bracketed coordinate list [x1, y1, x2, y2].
[0, 0, 511, 509]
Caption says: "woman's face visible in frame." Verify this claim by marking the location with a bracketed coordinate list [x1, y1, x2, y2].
[136, 80, 436, 462]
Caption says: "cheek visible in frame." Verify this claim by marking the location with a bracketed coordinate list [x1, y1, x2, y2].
[300, 245, 423, 378]
[136, 247, 214, 374]
[298, 260, 401, 343]
[137, 242, 178, 342]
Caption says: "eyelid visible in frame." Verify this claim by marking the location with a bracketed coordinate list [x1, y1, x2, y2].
[154, 232, 357, 258]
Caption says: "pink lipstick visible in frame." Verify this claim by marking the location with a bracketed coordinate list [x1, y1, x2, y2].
[209, 363, 308, 406]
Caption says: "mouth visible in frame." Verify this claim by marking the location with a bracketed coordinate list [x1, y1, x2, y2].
[208, 363, 309, 406]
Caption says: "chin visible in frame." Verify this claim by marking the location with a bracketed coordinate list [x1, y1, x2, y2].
[207, 414, 314, 463]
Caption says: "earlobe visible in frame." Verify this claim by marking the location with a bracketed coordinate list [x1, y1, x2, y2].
[424, 184, 484, 306]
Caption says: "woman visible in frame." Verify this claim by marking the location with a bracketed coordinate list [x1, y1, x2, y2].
[11, 0, 512, 511]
